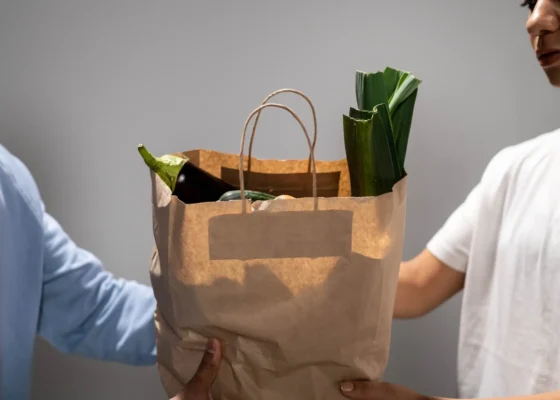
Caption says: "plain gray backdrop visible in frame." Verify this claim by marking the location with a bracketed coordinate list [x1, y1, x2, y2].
[0, 0, 558, 399]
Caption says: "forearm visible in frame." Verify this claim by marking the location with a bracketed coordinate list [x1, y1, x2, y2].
[436, 390, 560, 400]
[39, 211, 157, 365]
[69, 274, 157, 365]
[394, 261, 430, 319]
[394, 249, 465, 319]
[40, 261, 157, 365]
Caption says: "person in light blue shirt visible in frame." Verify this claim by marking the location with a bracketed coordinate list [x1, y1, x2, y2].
[0, 144, 223, 400]
[0, 144, 158, 399]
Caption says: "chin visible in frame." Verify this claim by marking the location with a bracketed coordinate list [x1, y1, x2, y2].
[544, 68, 560, 87]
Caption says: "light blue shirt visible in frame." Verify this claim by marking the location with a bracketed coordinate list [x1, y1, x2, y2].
[0, 145, 157, 399]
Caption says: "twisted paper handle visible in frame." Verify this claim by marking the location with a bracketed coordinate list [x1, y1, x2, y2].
[246, 89, 317, 177]
[239, 103, 318, 213]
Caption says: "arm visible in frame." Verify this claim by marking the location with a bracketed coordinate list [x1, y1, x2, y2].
[0, 145, 156, 365]
[394, 181, 484, 319]
[394, 249, 465, 319]
[442, 392, 560, 400]
[37, 206, 157, 365]
[466, 392, 560, 400]
[339, 380, 560, 400]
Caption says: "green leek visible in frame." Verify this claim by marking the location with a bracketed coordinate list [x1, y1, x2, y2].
[343, 67, 421, 196]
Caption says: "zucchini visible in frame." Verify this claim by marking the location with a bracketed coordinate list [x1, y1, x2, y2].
[218, 190, 276, 202]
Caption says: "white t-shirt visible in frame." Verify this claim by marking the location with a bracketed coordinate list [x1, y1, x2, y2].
[427, 128, 560, 399]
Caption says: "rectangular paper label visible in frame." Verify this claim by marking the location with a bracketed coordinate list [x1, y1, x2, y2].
[208, 210, 353, 260]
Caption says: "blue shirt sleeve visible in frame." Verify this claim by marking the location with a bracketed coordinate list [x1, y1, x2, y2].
[37, 208, 157, 365]
[0, 146, 157, 366]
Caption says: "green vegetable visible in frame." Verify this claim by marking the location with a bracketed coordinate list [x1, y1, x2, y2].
[382, 67, 401, 98]
[349, 107, 374, 121]
[138, 144, 186, 192]
[138, 144, 237, 204]
[376, 103, 403, 180]
[391, 89, 418, 172]
[355, 71, 388, 112]
[343, 115, 375, 196]
[218, 190, 276, 202]
[343, 67, 421, 196]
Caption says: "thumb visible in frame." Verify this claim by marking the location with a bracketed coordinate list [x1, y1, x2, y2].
[185, 338, 223, 396]
[340, 380, 383, 399]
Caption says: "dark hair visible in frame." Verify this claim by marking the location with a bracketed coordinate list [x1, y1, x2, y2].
[521, 0, 536, 10]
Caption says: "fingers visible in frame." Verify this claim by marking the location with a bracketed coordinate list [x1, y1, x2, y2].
[184, 338, 223, 397]
[340, 380, 385, 399]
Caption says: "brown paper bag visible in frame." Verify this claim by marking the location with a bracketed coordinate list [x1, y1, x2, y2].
[148, 89, 407, 400]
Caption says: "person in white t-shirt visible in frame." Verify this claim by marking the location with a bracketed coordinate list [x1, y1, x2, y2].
[179, 1, 560, 399]
[338, 1, 560, 399]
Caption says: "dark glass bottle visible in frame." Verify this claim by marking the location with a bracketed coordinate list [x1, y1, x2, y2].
[138, 144, 237, 204]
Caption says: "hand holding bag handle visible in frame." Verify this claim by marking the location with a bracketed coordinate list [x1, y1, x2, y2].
[239, 103, 318, 213]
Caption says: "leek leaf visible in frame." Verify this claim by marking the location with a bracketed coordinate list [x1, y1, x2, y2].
[375, 103, 402, 180]
[355, 71, 388, 111]
[391, 89, 418, 172]
[349, 107, 374, 121]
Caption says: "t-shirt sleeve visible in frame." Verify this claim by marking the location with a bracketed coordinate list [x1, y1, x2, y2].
[426, 183, 481, 273]
[425, 144, 515, 273]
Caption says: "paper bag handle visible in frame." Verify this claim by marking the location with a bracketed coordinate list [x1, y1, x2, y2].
[247, 89, 317, 174]
[239, 103, 318, 213]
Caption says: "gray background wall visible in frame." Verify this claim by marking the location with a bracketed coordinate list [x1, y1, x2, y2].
[0, 0, 557, 399]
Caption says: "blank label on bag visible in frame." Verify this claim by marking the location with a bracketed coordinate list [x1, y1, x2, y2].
[208, 210, 353, 261]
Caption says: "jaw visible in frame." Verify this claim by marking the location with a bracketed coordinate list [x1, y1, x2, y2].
[543, 67, 560, 87]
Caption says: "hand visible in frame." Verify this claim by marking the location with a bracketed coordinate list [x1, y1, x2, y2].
[171, 338, 223, 400]
[340, 380, 433, 400]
